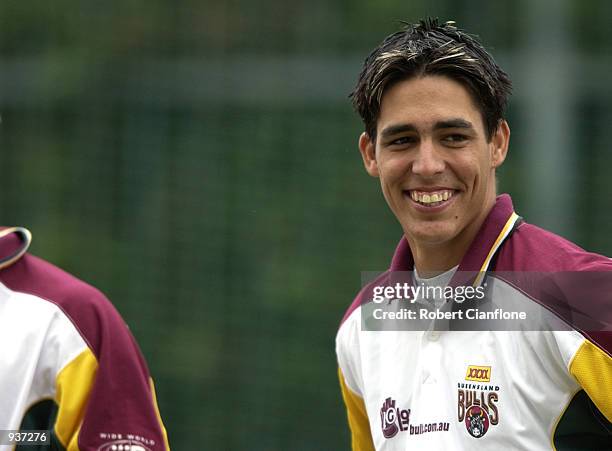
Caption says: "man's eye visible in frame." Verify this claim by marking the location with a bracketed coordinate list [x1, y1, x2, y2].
[390, 136, 416, 146]
[443, 134, 469, 145]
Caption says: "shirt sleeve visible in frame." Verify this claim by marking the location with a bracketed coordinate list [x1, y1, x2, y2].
[49, 303, 170, 451]
[52, 342, 170, 451]
[336, 308, 375, 451]
[338, 367, 375, 451]
[569, 336, 612, 422]
[550, 330, 612, 449]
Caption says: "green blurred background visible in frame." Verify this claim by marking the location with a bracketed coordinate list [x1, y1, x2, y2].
[1, 1, 611, 449]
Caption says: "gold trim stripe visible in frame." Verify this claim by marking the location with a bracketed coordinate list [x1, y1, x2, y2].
[150, 378, 171, 450]
[473, 212, 520, 286]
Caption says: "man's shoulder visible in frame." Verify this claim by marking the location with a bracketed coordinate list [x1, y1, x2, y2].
[338, 270, 392, 330]
[497, 221, 611, 271]
[496, 221, 612, 355]
[0, 230, 127, 356]
[1, 252, 110, 309]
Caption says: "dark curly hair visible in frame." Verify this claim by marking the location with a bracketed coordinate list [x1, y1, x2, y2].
[350, 18, 512, 141]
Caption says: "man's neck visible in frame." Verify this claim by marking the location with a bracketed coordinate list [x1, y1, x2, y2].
[410, 240, 467, 276]
[408, 197, 496, 276]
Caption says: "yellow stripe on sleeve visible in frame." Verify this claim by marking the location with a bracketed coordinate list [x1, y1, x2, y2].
[54, 348, 99, 450]
[150, 378, 171, 450]
[569, 339, 612, 421]
[338, 367, 375, 451]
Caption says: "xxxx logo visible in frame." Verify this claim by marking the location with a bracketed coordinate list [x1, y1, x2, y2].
[465, 365, 491, 382]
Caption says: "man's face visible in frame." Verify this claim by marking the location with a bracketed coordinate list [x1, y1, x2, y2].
[359, 75, 509, 257]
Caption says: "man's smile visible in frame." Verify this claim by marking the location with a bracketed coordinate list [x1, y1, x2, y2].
[404, 188, 458, 210]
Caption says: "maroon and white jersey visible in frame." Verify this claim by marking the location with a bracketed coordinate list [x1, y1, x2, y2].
[336, 195, 612, 450]
[0, 227, 170, 451]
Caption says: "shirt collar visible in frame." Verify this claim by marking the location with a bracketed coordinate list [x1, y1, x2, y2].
[389, 194, 521, 282]
[0, 227, 32, 270]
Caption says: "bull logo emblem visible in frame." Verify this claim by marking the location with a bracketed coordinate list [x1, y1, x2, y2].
[465, 405, 490, 438]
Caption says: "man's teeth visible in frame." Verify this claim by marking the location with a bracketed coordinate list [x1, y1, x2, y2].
[410, 190, 454, 205]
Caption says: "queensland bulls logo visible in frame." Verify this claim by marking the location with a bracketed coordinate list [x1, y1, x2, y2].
[458, 364, 500, 438]
[465, 405, 490, 438]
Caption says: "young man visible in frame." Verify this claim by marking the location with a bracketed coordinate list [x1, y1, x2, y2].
[336, 19, 611, 450]
[0, 227, 170, 450]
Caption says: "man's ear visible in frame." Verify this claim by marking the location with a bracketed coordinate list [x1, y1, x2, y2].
[358, 132, 379, 177]
[491, 120, 510, 169]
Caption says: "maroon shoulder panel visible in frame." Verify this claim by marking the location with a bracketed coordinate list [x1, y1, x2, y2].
[495, 222, 612, 356]
[340, 271, 392, 327]
[340, 234, 415, 328]
[495, 223, 605, 272]
[0, 231, 167, 451]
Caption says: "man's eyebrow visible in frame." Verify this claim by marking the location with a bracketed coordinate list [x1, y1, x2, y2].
[434, 119, 474, 130]
[380, 124, 417, 139]
[379, 119, 475, 140]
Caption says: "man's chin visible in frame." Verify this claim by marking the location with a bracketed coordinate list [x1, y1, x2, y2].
[402, 222, 459, 246]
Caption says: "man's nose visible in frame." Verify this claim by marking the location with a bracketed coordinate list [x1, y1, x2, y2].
[411, 140, 445, 176]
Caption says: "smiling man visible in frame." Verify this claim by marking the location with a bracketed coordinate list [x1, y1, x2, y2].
[359, 75, 509, 273]
[336, 19, 612, 450]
